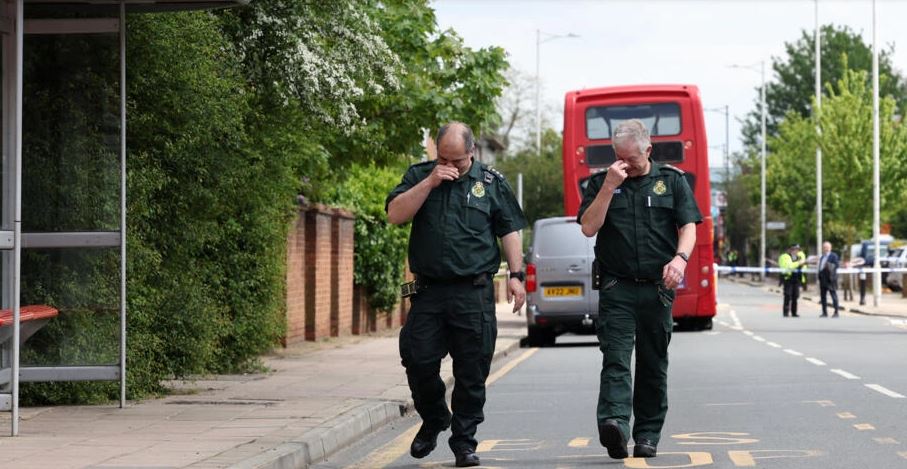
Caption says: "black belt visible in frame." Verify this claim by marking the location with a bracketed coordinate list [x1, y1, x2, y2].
[417, 273, 490, 286]
[613, 275, 659, 283]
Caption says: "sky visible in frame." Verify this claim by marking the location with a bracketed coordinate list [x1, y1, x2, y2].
[432, 0, 907, 169]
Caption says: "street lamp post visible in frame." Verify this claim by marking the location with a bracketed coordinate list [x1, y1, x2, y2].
[730, 61, 767, 282]
[706, 105, 730, 262]
[872, 0, 881, 306]
[815, 0, 823, 262]
[705, 105, 730, 187]
[535, 29, 578, 156]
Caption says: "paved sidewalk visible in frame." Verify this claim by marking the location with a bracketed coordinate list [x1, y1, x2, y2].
[0, 302, 528, 469]
[723, 275, 907, 318]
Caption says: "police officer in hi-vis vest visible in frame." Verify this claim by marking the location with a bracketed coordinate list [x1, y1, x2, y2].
[779, 244, 806, 317]
[578, 119, 702, 460]
[386, 122, 527, 467]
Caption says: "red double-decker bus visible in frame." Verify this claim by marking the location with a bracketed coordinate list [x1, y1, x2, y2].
[563, 84, 716, 329]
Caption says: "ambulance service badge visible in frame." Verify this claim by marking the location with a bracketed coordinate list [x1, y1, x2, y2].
[471, 181, 486, 198]
[653, 180, 667, 195]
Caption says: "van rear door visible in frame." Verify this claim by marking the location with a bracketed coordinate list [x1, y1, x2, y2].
[533, 218, 594, 316]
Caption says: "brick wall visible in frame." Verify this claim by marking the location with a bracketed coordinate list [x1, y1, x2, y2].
[304, 209, 333, 341]
[285, 202, 409, 344]
[284, 214, 307, 345]
[332, 213, 355, 337]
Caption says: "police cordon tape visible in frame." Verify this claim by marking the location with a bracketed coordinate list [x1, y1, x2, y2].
[714, 265, 907, 275]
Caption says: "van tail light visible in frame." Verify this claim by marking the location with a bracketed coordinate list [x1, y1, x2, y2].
[526, 263, 537, 293]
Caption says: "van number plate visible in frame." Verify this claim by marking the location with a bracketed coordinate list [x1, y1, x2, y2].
[544, 286, 582, 297]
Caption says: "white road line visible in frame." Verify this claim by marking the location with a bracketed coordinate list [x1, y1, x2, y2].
[806, 357, 826, 366]
[752, 336, 765, 342]
[743, 330, 754, 336]
[830, 369, 861, 380]
[865, 384, 907, 399]
[766, 341, 782, 348]
[783, 349, 804, 356]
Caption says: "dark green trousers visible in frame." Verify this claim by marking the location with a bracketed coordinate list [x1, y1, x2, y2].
[596, 277, 673, 445]
[399, 280, 497, 452]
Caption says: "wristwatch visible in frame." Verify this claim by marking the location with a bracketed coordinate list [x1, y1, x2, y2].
[675, 252, 689, 262]
[509, 271, 526, 281]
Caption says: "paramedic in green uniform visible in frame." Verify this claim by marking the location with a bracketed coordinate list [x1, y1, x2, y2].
[578, 119, 702, 460]
[386, 121, 527, 468]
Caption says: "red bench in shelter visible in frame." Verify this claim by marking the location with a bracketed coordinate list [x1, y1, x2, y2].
[0, 305, 59, 345]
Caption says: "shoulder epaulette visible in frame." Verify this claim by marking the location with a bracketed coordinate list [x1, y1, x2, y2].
[485, 166, 506, 183]
[661, 164, 685, 175]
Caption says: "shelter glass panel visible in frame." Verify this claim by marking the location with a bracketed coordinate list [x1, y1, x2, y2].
[19, 247, 120, 367]
[21, 32, 120, 232]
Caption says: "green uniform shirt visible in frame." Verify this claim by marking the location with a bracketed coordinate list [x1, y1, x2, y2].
[386, 159, 527, 279]
[577, 160, 703, 280]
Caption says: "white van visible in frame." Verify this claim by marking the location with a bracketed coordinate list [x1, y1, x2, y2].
[524, 216, 599, 346]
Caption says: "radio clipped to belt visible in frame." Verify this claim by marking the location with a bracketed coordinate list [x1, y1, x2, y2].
[401, 281, 418, 298]
[592, 259, 602, 290]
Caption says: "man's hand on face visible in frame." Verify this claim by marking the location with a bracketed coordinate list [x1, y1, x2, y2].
[428, 163, 461, 188]
[603, 161, 629, 193]
[662, 256, 686, 290]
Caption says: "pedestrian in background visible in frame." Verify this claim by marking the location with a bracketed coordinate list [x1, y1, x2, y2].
[779, 244, 806, 317]
[386, 121, 527, 468]
[578, 119, 702, 460]
[818, 241, 840, 317]
[727, 249, 740, 277]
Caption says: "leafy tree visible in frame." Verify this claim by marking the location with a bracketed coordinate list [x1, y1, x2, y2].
[767, 67, 907, 251]
[741, 24, 907, 149]
[494, 128, 563, 225]
[490, 67, 537, 150]
[337, 0, 508, 167]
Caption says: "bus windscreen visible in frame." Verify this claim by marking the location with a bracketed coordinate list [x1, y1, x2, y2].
[585, 103, 682, 139]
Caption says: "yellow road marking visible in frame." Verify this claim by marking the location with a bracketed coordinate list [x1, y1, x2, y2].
[486, 348, 538, 385]
[344, 424, 419, 469]
[624, 452, 713, 468]
[874, 437, 899, 444]
[567, 437, 590, 448]
[836, 412, 856, 419]
[803, 400, 836, 407]
[476, 438, 543, 452]
[673, 432, 758, 445]
[345, 347, 538, 469]
[728, 449, 822, 466]
[854, 423, 876, 431]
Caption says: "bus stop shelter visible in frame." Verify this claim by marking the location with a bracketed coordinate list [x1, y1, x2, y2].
[0, 0, 247, 436]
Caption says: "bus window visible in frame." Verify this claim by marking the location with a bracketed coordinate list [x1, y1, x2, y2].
[585, 141, 684, 168]
[585, 103, 682, 140]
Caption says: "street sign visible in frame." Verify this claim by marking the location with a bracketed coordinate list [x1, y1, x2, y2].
[766, 221, 786, 230]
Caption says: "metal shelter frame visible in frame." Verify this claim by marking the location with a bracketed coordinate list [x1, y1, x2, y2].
[0, 0, 247, 437]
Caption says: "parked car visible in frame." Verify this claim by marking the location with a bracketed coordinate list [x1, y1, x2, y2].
[524, 216, 598, 347]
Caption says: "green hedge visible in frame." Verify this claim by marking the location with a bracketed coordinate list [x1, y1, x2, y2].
[19, 13, 297, 403]
[326, 163, 410, 312]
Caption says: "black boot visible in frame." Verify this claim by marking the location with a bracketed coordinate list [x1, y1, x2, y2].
[410, 418, 451, 459]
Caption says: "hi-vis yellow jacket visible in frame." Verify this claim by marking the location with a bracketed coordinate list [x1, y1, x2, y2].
[779, 251, 806, 279]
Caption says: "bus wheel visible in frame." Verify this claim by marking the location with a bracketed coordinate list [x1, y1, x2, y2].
[695, 318, 713, 330]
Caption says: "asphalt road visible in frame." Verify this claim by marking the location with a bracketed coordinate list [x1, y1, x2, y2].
[315, 279, 907, 468]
